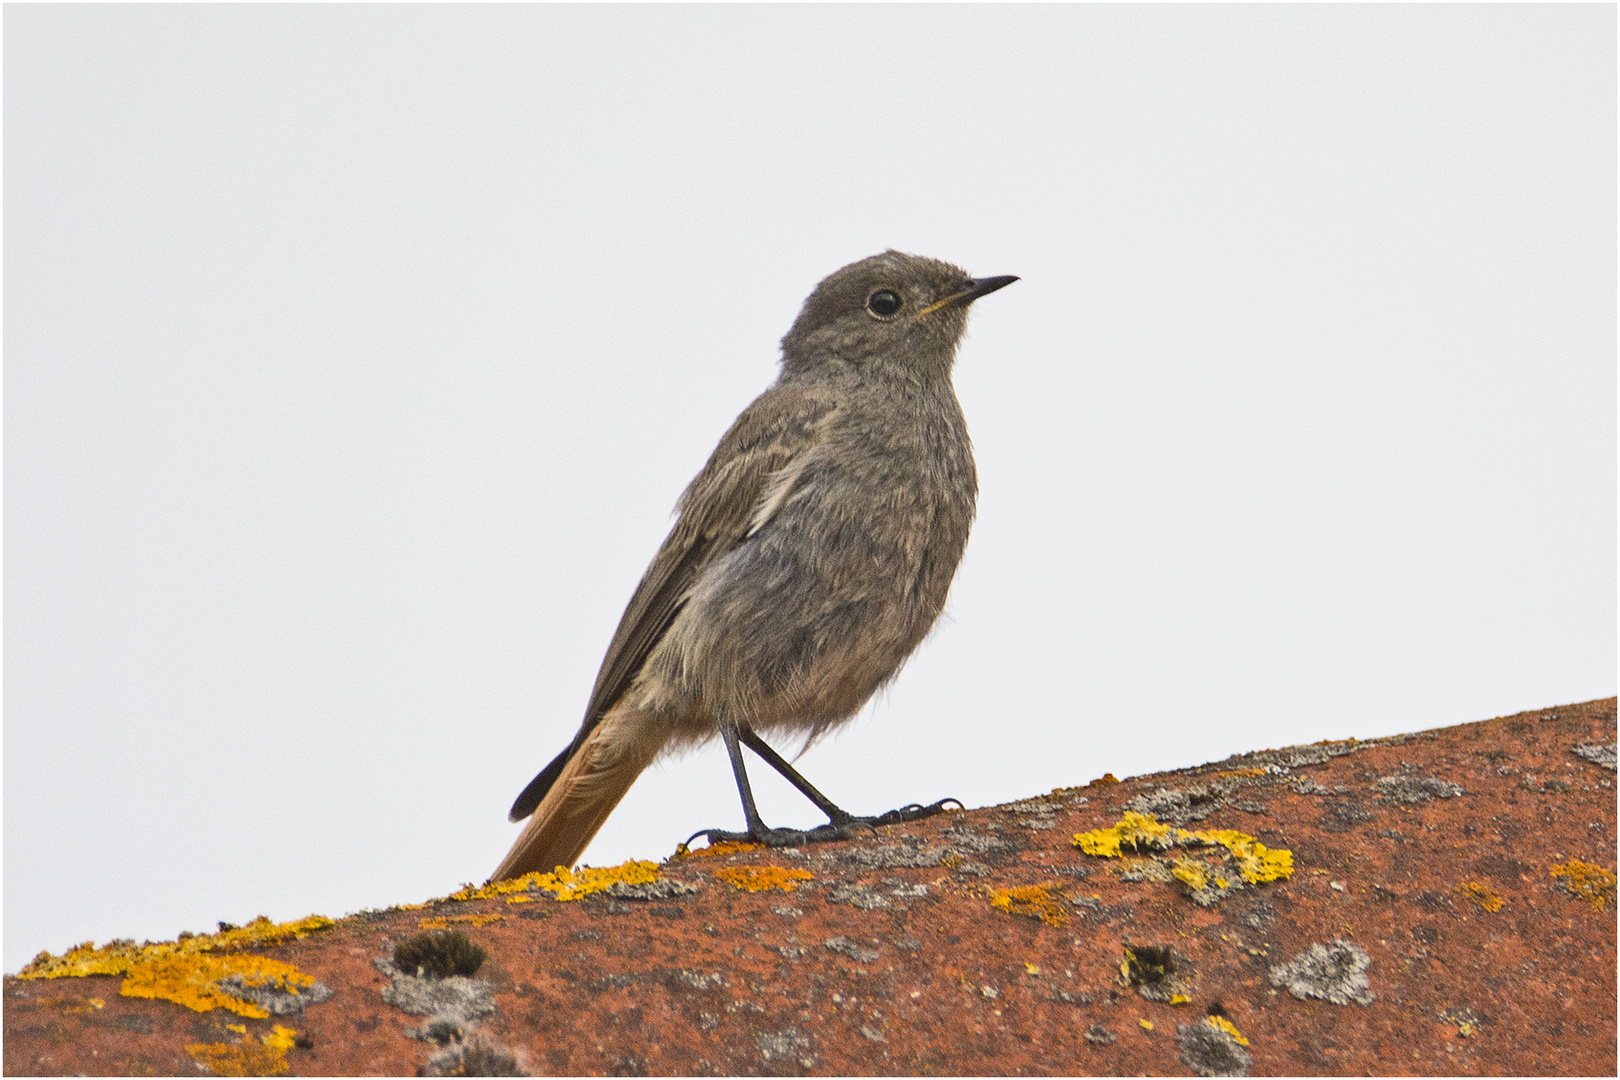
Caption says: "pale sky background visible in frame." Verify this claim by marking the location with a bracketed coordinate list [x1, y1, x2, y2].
[5, 5, 1614, 973]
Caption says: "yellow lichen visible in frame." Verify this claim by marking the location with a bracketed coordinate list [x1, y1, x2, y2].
[1169, 993, 1192, 1004]
[1171, 859, 1210, 892]
[185, 1025, 299, 1077]
[450, 859, 663, 903]
[504, 895, 533, 905]
[1182, 828, 1293, 883]
[17, 915, 332, 1021]
[37, 995, 106, 1013]
[122, 954, 319, 1019]
[18, 915, 332, 982]
[677, 840, 765, 858]
[1139, 1018, 1154, 1031]
[713, 865, 814, 892]
[1550, 861, 1616, 912]
[1074, 814, 1293, 887]
[1213, 834, 1293, 884]
[988, 883, 1069, 927]
[1218, 767, 1269, 779]
[19, 939, 146, 980]
[1209, 1016, 1249, 1045]
[1072, 811, 1173, 856]
[419, 914, 505, 929]
[1454, 881, 1504, 913]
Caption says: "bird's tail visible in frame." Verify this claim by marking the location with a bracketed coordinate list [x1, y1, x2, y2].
[490, 705, 664, 882]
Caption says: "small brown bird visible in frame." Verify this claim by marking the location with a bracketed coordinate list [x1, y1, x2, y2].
[492, 252, 1016, 881]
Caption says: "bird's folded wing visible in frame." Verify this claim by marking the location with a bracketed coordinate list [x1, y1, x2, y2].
[577, 387, 841, 733]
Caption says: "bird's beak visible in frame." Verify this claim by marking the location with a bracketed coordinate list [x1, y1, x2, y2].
[915, 275, 1019, 319]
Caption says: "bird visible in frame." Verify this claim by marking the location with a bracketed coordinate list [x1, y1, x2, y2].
[491, 251, 1016, 882]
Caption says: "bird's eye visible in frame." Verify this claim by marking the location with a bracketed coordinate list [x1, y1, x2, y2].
[866, 290, 902, 318]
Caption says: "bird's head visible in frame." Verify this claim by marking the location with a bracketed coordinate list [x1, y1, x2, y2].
[780, 251, 1016, 383]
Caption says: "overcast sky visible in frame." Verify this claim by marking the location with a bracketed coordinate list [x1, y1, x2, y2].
[6, 5, 1613, 973]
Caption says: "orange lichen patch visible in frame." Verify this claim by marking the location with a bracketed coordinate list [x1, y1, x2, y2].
[18, 939, 147, 980]
[1170, 858, 1222, 892]
[18, 915, 333, 982]
[1454, 882, 1504, 912]
[989, 883, 1069, 927]
[35, 996, 105, 1014]
[1218, 767, 1269, 779]
[1186, 830, 1294, 884]
[1073, 812, 1173, 856]
[1089, 773, 1121, 787]
[1075, 814, 1293, 885]
[451, 859, 663, 903]
[1549, 861, 1616, 912]
[677, 839, 766, 858]
[185, 1025, 299, 1077]
[122, 954, 320, 1019]
[419, 914, 505, 930]
[1209, 1016, 1250, 1045]
[713, 865, 814, 892]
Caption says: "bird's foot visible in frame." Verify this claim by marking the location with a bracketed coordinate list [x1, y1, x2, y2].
[683, 798, 962, 852]
[856, 798, 964, 828]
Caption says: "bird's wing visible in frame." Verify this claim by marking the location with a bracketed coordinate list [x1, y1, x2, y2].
[510, 386, 839, 821]
[583, 386, 840, 728]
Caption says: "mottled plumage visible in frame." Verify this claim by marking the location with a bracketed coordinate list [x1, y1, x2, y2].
[493, 251, 1014, 881]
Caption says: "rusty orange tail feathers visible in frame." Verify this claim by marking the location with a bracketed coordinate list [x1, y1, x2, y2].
[490, 707, 663, 882]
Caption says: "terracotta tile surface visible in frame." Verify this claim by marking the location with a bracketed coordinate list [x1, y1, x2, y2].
[6, 698, 1614, 1076]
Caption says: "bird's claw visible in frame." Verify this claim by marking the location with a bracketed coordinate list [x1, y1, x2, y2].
[861, 798, 963, 827]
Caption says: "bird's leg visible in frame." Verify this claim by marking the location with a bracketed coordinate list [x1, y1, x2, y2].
[739, 728, 962, 827]
[684, 726, 962, 851]
[736, 727, 856, 825]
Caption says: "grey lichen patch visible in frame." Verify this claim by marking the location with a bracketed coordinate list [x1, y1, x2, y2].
[1176, 1019, 1252, 1077]
[1216, 740, 1360, 771]
[1573, 743, 1617, 771]
[1315, 802, 1375, 833]
[1374, 775, 1464, 803]
[1268, 940, 1375, 1005]
[823, 936, 879, 963]
[1084, 1023, 1117, 1045]
[670, 969, 726, 991]
[940, 823, 1020, 858]
[1124, 781, 1236, 825]
[825, 884, 890, 910]
[1119, 860, 1177, 883]
[213, 974, 333, 1016]
[1000, 799, 1063, 815]
[1236, 898, 1276, 931]
[823, 833, 948, 870]
[602, 877, 700, 900]
[1184, 876, 1246, 909]
[754, 1028, 815, 1069]
[373, 957, 497, 1037]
